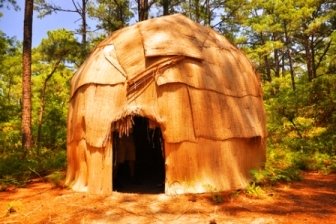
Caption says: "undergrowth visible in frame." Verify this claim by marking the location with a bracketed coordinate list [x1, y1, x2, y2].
[246, 74, 336, 196]
[247, 144, 336, 197]
[0, 148, 66, 191]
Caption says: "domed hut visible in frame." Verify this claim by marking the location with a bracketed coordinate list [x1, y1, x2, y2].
[65, 14, 266, 195]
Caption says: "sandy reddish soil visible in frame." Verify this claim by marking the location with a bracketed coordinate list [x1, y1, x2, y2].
[0, 172, 335, 224]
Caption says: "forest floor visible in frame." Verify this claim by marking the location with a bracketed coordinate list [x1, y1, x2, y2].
[0, 171, 335, 224]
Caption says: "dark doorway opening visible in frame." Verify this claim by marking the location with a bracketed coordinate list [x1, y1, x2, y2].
[113, 116, 165, 194]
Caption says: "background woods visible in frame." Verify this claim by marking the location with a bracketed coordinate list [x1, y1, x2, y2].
[0, 0, 335, 188]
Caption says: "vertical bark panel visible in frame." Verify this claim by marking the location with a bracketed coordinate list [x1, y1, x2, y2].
[165, 138, 266, 194]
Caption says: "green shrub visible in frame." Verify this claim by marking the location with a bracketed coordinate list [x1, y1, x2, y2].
[257, 74, 336, 187]
[0, 149, 66, 190]
[250, 145, 302, 185]
[299, 152, 336, 174]
[245, 182, 266, 198]
[251, 142, 336, 186]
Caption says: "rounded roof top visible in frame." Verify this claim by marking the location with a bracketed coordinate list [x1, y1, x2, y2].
[68, 14, 266, 147]
[71, 14, 261, 99]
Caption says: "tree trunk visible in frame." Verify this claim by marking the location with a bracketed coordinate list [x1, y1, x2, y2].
[22, 0, 34, 151]
[81, 0, 87, 52]
[287, 48, 296, 91]
[303, 35, 314, 81]
[281, 49, 286, 76]
[310, 36, 317, 79]
[284, 22, 295, 91]
[7, 75, 13, 103]
[205, 0, 211, 25]
[195, 0, 200, 22]
[264, 55, 272, 82]
[81, 0, 87, 46]
[138, 0, 149, 21]
[271, 25, 280, 78]
[273, 35, 280, 78]
[162, 0, 169, 15]
[37, 60, 61, 148]
[260, 32, 271, 81]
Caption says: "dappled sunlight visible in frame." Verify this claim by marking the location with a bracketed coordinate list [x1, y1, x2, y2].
[1, 172, 335, 223]
[66, 14, 266, 194]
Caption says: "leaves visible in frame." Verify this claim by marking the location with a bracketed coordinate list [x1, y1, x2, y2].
[88, 0, 133, 32]
[38, 29, 81, 64]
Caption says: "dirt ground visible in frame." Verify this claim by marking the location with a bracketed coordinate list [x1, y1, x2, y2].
[0, 171, 335, 224]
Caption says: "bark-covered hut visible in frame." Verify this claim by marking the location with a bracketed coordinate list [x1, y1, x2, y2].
[65, 14, 267, 195]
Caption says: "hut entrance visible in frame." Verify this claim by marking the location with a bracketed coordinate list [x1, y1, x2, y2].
[113, 116, 165, 194]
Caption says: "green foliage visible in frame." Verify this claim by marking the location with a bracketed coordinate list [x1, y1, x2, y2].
[250, 146, 302, 185]
[0, 33, 22, 153]
[31, 64, 71, 149]
[30, 29, 77, 149]
[298, 152, 336, 174]
[245, 182, 266, 198]
[0, 31, 72, 189]
[251, 146, 336, 186]
[0, 121, 21, 153]
[88, 0, 133, 32]
[180, 0, 223, 25]
[255, 73, 336, 185]
[0, 149, 66, 190]
[264, 74, 335, 154]
[37, 28, 81, 64]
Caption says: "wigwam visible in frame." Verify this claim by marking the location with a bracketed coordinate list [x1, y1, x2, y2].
[65, 14, 267, 195]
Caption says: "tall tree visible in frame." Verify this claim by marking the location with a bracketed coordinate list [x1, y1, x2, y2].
[136, 0, 155, 21]
[137, 0, 148, 21]
[294, 0, 336, 81]
[237, 0, 336, 85]
[35, 0, 90, 60]
[88, 0, 133, 33]
[34, 29, 80, 148]
[154, 0, 182, 16]
[160, 0, 169, 15]
[22, 0, 34, 151]
[181, 0, 222, 26]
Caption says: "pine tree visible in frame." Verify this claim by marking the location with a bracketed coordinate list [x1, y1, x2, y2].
[22, 0, 34, 151]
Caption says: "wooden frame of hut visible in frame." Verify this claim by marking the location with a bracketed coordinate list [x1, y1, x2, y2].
[65, 14, 266, 195]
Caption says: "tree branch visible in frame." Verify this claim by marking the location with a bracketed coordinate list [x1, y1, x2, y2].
[315, 39, 331, 71]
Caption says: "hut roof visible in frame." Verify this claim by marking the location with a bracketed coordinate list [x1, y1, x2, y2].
[68, 14, 266, 148]
[71, 14, 261, 98]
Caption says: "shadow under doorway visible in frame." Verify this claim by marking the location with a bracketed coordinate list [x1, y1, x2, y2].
[113, 116, 165, 194]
